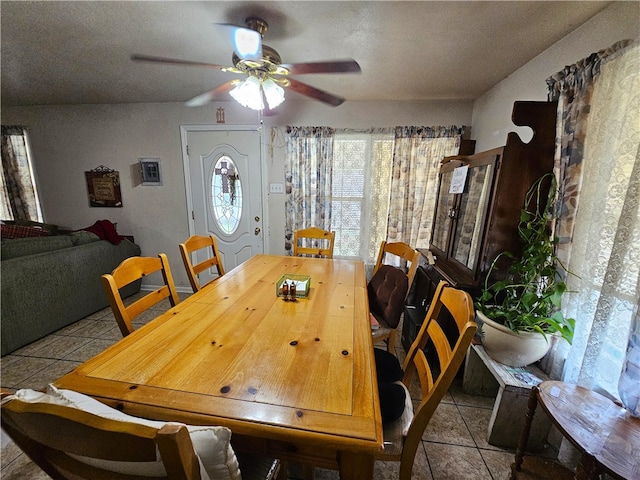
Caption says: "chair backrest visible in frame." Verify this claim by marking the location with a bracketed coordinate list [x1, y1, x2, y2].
[292, 227, 335, 258]
[179, 234, 226, 292]
[374, 241, 420, 292]
[398, 281, 477, 479]
[101, 253, 180, 337]
[1, 394, 202, 480]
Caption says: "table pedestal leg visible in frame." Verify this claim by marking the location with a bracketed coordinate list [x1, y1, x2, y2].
[575, 453, 599, 480]
[338, 452, 374, 480]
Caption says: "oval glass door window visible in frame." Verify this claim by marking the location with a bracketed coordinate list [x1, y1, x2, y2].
[211, 155, 242, 235]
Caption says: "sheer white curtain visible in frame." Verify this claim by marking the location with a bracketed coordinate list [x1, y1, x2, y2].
[332, 129, 395, 266]
[556, 43, 640, 398]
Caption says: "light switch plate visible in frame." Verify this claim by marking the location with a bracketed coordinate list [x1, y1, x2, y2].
[269, 183, 284, 194]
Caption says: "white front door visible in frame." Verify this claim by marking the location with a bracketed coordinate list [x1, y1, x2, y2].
[182, 126, 264, 282]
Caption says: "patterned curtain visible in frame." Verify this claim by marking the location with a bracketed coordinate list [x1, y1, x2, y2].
[1, 125, 41, 221]
[284, 126, 334, 253]
[386, 126, 464, 248]
[545, 41, 640, 399]
[547, 39, 635, 270]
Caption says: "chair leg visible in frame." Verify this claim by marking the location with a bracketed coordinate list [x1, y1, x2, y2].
[302, 465, 315, 480]
[387, 329, 397, 354]
[275, 461, 288, 480]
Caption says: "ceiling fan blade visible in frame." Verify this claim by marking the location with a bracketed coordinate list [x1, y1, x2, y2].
[280, 59, 361, 75]
[131, 54, 231, 71]
[286, 78, 345, 107]
[185, 81, 237, 107]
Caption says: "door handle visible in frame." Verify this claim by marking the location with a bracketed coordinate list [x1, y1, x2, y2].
[255, 227, 261, 235]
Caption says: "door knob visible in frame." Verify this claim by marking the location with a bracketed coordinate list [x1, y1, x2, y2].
[255, 227, 261, 235]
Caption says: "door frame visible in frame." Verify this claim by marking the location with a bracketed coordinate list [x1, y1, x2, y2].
[180, 124, 269, 254]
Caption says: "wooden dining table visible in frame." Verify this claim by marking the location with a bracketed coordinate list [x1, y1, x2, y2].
[54, 254, 384, 479]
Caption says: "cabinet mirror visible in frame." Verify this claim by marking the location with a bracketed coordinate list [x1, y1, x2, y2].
[431, 170, 455, 254]
[451, 163, 493, 270]
[429, 153, 498, 280]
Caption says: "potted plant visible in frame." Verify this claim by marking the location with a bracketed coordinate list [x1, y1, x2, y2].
[475, 173, 575, 367]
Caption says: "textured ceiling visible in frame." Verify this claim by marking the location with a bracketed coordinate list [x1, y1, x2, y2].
[1, 1, 611, 107]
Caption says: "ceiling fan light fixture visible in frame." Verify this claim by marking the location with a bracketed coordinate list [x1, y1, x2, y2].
[229, 75, 264, 110]
[263, 78, 285, 109]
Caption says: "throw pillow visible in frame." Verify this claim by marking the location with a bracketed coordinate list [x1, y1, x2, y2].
[374, 347, 404, 384]
[81, 220, 124, 245]
[3, 386, 241, 480]
[68, 230, 100, 246]
[374, 348, 411, 425]
[1, 224, 50, 239]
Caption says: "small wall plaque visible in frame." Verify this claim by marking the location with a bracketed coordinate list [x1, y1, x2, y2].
[140, 158, 162, 186]
[85, 166, 122, 207]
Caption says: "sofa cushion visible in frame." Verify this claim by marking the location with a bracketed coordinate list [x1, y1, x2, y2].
[1, 235, 74, 260]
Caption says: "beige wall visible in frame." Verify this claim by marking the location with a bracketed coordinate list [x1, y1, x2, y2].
[0, 100, 472, 290]
[2, 2, 636, 291]
[472, 1, 639, 152]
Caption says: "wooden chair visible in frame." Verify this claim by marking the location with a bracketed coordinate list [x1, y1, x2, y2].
[374, 281, 477, 480]
[371, 241, 420, 352]
[373, 241, 420, 290]
[292, 227, 335, 258]
[1, 389, 282, 480]
[101, 253, 180, 337]
[179, 234, 226, 292]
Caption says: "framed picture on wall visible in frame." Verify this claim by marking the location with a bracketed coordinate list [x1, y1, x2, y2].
[85, 166, 122, 207]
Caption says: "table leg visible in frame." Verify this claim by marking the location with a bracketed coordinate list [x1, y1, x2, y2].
[338, 451, 374, 480]
[575, 453, 600, 480]
[510, 385, 540, 477]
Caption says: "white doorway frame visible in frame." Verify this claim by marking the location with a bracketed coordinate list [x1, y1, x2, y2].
[179, 124, 270, 254]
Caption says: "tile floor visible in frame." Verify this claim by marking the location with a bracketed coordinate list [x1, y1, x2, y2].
[1, 293, 561, 479]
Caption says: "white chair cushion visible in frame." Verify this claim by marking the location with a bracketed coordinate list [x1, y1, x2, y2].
[5, 386, 241, 480]
[396, 381, 414, 436]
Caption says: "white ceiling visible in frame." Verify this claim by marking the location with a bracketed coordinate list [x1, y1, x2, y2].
[1, 1, 612, 108]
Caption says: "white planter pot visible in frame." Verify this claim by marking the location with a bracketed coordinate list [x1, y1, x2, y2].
[476, 311, 551, 367]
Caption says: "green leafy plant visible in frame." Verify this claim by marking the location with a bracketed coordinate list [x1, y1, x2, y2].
[475, 173, 575, 344]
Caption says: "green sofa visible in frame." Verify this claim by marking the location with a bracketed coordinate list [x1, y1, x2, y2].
[1, 231, 141, 356]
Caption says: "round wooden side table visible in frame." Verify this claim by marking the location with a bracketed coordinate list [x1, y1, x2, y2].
[511, 380, 640, 480]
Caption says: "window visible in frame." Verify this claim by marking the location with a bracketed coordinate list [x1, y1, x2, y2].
[211, 155, 242, 235]
[285, 127, 462, 268]
[332, 131, 394, 260]
[1, 126, 43, 221]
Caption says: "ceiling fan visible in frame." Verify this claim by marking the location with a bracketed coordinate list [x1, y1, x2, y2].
[131, 17, 361, 111]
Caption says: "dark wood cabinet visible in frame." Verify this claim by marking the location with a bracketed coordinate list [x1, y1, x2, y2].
[402, 101, 557, 351]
